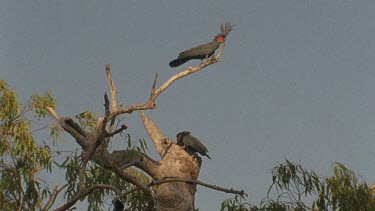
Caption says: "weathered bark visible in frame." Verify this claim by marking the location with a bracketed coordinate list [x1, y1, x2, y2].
[92, 112, 211, 210]
[139, 112, 201, 210]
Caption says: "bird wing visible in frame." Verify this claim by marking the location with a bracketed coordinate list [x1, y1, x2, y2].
[186, 135, 209, 153]
[178, 41, 218, 59]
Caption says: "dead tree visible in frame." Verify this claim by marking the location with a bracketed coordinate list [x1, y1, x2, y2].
[47, 42, 245, 211]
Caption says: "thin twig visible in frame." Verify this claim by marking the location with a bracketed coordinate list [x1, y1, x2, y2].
[47, 184, 68, 210]
[150, 73, 158, 98]
[42, 183, 59, 211]
[107, 124, 128, 137]
[120, 186, 140, 198]
[30, 124, 49, 134]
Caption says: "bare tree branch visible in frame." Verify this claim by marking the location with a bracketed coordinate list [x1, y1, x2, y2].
[106, 64, 118, 108]
[42, 183, 59, 211]
[46, 107, 86, 144]
[78, 157, 89, 191]
[105, 65, 119, 145]
[100, 93, 110, 138]
[47, 184, 69, 210]
[104, 93, 110, 123]
[117, 176, 246, 200]
[150, 177, 246, 196]
[140, 112, 166, 156]
[104, 157, 155, 210]
[215, 42, 226, 59]
[150, 73, 158, 98]
[46, 76, 155, 210]
[154, 44, 226, 98]
[54, 184, 122, 211]
[65, 118, 86, 137]
[106, 124, 128, 137]
[134, 153, 160, 179]
[120, 186, 139, 199]
[46, 106, 60, 120]
[108, 42, 227, 120]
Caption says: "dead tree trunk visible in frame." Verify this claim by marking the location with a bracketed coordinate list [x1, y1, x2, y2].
[138, 112, 201, 210]
[47, 36, 244, 211]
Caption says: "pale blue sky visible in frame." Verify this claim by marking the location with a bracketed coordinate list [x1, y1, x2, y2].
[2, 1, 375, 210]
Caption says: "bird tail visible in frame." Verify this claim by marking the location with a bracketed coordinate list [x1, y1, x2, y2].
[169, 57, 190, 68]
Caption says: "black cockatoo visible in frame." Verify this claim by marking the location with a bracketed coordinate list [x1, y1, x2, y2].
[176, 131, 211, 159]
[113, 200, 124, 211]
[169, 22, 234, 68]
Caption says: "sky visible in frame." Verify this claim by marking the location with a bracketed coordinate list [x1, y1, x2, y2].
[2, 1, 375, 210]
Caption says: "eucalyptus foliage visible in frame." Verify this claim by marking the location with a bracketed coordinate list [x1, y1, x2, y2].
[221, 160, 375, 211]
[0, 80, 151, 210]
[0, 80, 55, 210]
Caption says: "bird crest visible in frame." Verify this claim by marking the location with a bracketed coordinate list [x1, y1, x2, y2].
[220, 22, 235, 37]
[214, 22, 235, 42]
